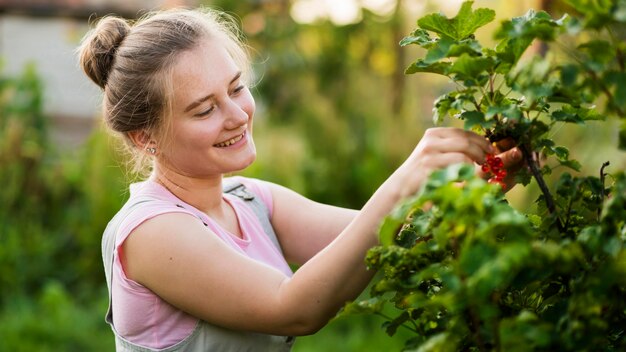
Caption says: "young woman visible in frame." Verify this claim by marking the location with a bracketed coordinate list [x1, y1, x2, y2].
[78, 7, 521, 351]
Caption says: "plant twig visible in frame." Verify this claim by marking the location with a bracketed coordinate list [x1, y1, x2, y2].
[518, 143, 565, 232]
[598, 161, 610, 220]
[468, 307, 487, 352]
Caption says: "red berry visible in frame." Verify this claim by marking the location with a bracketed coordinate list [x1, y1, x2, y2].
[481, 164, 490, 173]
[496, 169, 507, 179]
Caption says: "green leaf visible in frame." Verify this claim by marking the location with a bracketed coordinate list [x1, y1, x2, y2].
[605, 72, 626, 113]
[342, 297, 385, 315]
[563, 0, 614, 28]
[417, 1, 495, 41]
[405, 60, 452, 76]
[461, 110, 494, 129]
[422, 36, 483, 64]
[433, 90, 479, 124]
[486, 103, 523, 121]
[577, 40, 616, 72]
[449, 53, 495, 79]
[383, 311, 410, 336]
[448, 38, 483, 57]
[399, 28, 434, 47]
[424, 36, 456, 64]
[551, 105, 604, 124]
[553, 146, 569, 160]
[558, 159, 582, 171]
[495, 10, 565, 66]
[559, 64, 579, 86]
[379, 216, 404, 247]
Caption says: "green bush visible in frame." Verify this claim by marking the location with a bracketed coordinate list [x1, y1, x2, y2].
[343, 1, 626, 351]
[0, 65, 124, 349]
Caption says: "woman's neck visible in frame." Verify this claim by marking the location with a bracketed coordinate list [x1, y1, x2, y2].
[150, 166, 225, 215]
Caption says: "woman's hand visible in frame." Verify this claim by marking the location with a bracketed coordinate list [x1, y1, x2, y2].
[391, 127, 495, 200]
[476, 137, 524, 192]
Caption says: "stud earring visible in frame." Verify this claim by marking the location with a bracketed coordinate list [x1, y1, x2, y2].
[147, 147, 156, 155]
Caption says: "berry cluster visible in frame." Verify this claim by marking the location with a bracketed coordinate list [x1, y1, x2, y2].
[481, 153, 507, 188]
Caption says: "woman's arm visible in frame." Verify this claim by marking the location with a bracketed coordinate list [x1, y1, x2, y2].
[264, 181, 358, 265]
[122, 127, 494, 336]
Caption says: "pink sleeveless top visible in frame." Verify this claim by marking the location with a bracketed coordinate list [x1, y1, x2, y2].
[110, 176, 293, 349]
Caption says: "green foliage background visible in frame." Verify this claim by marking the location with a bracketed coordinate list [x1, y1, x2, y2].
[0, 0, 624, 351]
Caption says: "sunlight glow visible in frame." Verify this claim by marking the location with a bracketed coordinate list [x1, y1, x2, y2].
[290, 0, 475, 26]
[291, 0, 360, 25]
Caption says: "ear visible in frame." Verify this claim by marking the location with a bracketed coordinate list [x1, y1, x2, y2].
[127, 130, 154, 150]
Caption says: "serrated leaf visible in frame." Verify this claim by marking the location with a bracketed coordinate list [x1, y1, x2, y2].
[564, 0, 613, 28]
[450, 53, 495, 78]
[422, 36, 483, 65]
[379, 216, 404, 246]
[554, 146, 569, 159]
[558, 159, 582, 171]
[424, 36, 456, 64]
[551, 110, 584, 124]
[384, 311, 411, 336]
[342, 298, 385, 315]
[405, 60, 452, 75]
[560, 64, 579, 86]
[578, 40, 616, 72]
[461, 110, 494, 129]
[551, 105, 604, 124]
[417, 1, 495, 41]
[606, 72, 626, 113]
[400, 28, 434, 47]
[495, 10, 564, 66]
[486, 103, 523, 120]
[448, 38, 483, 57]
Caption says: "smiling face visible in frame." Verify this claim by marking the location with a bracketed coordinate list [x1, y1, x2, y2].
[156, 38, 257, 178]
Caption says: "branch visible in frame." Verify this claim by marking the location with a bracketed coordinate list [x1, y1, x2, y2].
[518, 143, 565, 232]
[598, 161, 610, 220]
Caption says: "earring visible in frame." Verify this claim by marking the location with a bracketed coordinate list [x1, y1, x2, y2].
[147, 147, 156, 155]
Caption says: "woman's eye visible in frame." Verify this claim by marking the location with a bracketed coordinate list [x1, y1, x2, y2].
[195, 106, 214, 117]
[232, 85, 245, 94]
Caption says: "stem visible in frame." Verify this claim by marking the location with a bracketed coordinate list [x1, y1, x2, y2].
[478, 85, 492, 106]
[375, 312, 419, 334]
[607, 27, 625, 72]
[518, 143, 565, 232]
[564, 196, 574, 231]
[468, 307, 487, 352]
[598, 161, 610, 220]
[491, 292, 502, 352]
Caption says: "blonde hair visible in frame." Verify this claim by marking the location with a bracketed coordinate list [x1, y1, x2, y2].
[77, 7, 252, 174]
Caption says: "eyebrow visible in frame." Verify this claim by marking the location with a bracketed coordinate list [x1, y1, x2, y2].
[183, 71, 242, 113]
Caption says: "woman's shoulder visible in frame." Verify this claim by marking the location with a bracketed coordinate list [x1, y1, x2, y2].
[224, 176, 274, 215]
[113, 181, 199, 247]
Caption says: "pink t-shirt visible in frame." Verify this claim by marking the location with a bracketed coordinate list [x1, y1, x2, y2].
[110, 176, 293, 349]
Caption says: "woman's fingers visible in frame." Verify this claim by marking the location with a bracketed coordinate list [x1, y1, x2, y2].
[420, 128, 493, 163]
[498, 147, 523, 171]
[428, 128, 493, 154]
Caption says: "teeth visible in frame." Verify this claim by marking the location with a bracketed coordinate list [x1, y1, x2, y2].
[215, 133, 244, 147]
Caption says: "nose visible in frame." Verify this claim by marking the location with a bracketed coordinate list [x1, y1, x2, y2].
[223, 97, 250, 130]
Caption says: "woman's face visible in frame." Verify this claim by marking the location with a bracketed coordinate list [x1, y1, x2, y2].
[158, 38, 256, 177]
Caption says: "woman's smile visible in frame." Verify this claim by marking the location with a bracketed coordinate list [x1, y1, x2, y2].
[213, 130, 248, 148]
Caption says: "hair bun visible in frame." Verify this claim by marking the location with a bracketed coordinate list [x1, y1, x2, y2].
[78, 17, 131, 89]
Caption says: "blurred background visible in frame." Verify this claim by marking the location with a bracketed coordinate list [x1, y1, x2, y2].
[0, 0, 624, 350]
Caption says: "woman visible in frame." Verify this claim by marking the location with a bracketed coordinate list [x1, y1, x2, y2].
[78, 7, 521, 352]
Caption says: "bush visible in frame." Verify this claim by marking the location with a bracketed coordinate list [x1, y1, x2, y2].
[0, 64, 123, 349]
[343, 1, 626, 351]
